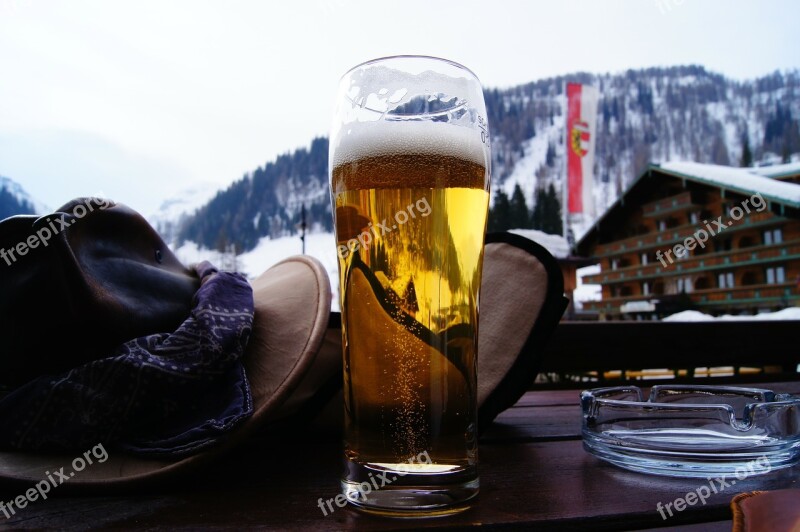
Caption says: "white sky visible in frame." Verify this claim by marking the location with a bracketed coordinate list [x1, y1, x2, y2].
[0, 0, 797, 215]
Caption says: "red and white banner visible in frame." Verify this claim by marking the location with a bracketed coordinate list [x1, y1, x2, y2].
[566, 82, 598, 217]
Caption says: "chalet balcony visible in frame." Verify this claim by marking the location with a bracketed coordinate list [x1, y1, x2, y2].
[594, 211, 777, 257]
[641, 191, 696, 218]
[582, 282, 800, 313]
[584, 240, 800, 284]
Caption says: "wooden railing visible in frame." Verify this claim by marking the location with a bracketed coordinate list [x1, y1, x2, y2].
[582, 282, 799, 312]
[594, 211, 777, 256]
[641, 191, 694, 217]
[584, 240, 800, 284]
[536, 320, 800, 387]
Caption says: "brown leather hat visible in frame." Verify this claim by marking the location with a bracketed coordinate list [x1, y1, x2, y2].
[0, 254, 332, 489]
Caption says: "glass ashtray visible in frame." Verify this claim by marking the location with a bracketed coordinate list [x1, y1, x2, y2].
[581, 385, 800, 477]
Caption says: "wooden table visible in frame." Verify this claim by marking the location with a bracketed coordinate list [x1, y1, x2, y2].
[3, 381, 799, 530]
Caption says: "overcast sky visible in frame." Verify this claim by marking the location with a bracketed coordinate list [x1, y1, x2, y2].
[0, 0, 797, 215]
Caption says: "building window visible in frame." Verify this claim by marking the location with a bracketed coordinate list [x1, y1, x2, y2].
[765, 266, 786, 284]
[677, 277, 693, 293]
[690, 212, 700, 225]
[718, 272, 735, 289]
[641, 253, 648, 265]
[715, 238, 732, 252]
[642, 281, 651, 296]
[763, 228, 783, 245]
[611, 258, 619, 270]
[658, 220, 667, 232]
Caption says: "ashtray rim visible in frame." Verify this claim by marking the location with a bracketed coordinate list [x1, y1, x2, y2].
[581, 384, 800, 410]
[579, 384, 800, 477]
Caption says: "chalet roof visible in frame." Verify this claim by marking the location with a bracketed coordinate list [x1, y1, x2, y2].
[658, 162, 800, 208]
[576, 161, 800, 255]
[749, 161, 800, 180]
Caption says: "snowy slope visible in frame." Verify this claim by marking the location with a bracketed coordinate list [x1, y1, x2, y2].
[175, 232, 342, 310]
[149, 183, 220, 223]
[148, 182, 221, 244]
[174, 229, 609, 312]
[489, 69, 800, 243]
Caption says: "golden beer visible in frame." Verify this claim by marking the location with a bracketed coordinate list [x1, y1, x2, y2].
[331, 56, 490, 515]
[333, 129, 489, 509]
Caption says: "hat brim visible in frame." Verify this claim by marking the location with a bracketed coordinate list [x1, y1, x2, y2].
[0, 255, 331, 490]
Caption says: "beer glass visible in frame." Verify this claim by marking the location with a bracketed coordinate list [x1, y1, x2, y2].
[330, 56, 491, 516]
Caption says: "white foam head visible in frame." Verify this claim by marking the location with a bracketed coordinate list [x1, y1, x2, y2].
[332, 120, 488, 168]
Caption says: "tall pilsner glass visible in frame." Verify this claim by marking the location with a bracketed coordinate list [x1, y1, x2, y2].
[330, 56, 491, 516]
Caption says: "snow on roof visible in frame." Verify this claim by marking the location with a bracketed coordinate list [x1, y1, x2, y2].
[509, 229, 571, 259]
[658, 161, 800, 208]
[749, 161, 800, 179]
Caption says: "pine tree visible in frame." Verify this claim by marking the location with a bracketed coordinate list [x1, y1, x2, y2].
[543, 183, 564, 235]
[740, 134, 753, 167]
[488, 189, 511, 232]
[532, 183, 564, 235]
[509, 184, 531, 229]
[531, 187, 547, 230]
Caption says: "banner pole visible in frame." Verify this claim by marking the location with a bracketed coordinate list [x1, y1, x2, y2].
[562, 80, 569, 241]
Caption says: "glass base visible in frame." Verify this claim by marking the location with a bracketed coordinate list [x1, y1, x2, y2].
[341, 460, 478, 517]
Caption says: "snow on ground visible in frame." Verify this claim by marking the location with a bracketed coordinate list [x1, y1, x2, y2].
[573, 264, 601, 310]
[664, 307, 800, 322]
[175, 229, 596, 312]
[508, 229, 570, 259]
[175, 232, 342, 311]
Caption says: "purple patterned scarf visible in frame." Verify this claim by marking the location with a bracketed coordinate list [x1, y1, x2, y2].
[0, 262, 254, 457]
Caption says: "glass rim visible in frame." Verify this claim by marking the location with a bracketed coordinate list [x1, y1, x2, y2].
[338, 54, 482, 85]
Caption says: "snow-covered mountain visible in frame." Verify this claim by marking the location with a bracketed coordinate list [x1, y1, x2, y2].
[0, 176, 45, 219]
[148, 182, 221, 245]
[170, 65, 799, 253]
[487, 66, 799, 238]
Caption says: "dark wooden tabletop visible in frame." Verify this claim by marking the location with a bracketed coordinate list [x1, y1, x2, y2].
[3, 381, 799, 530]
